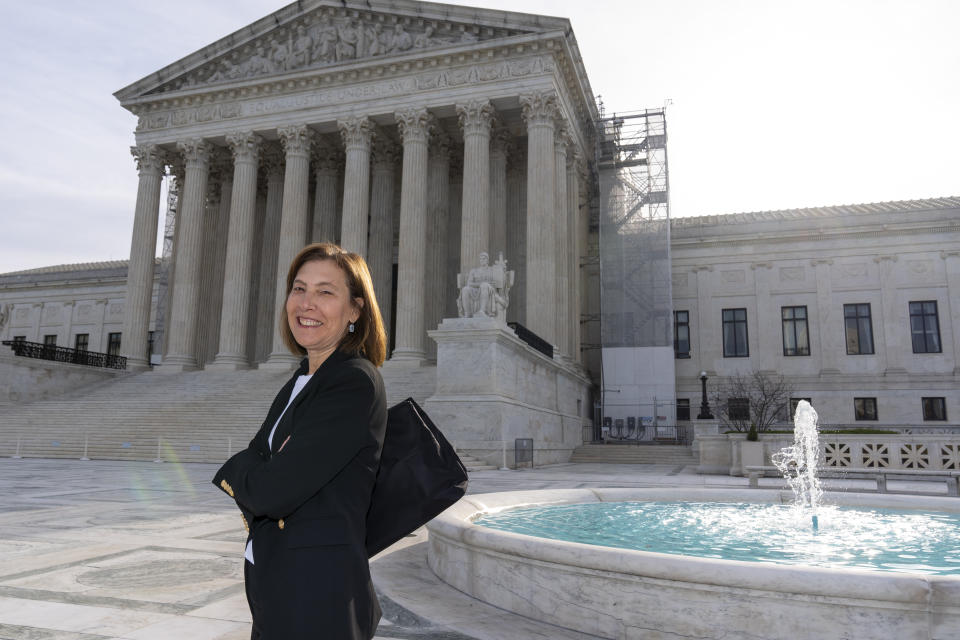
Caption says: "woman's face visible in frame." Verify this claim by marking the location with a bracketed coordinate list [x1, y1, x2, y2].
[286, 259, 361, 357]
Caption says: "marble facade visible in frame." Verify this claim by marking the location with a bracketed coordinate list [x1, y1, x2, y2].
[114, 0, 595, 375]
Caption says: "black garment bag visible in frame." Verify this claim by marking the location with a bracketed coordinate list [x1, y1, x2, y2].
[365, 398, 469, 558]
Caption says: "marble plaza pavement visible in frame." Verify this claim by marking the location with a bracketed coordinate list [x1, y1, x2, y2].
[0, 458, 897, 640]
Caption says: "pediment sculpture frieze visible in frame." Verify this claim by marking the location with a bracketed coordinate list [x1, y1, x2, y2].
[150, 10, 526, 95]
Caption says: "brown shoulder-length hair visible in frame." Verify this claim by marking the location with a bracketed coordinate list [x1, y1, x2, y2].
[280, 242, 387, 367]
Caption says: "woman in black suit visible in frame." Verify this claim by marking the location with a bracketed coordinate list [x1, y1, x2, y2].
[214, 242, 388, 640]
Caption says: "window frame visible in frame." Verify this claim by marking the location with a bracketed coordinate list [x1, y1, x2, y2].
[727, 397, 750, 422]
[74, 333, 89, 352]
[673, 310, 690, 359]
[909, 301, 942, 354]
[107, 332, 122, 357]
[781, 305, 810, 356]
[722, 308, 749, 358]
[844, 303, 875, 355]
[854, 397, 878, 421]
[922, 397, 947, 421]
[676, 398, 691, 422]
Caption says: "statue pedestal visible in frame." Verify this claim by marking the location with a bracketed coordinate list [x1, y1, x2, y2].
[425, 317, 592, 469]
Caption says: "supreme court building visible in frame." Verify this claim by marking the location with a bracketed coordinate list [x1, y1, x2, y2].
[115, 0, 594, 381]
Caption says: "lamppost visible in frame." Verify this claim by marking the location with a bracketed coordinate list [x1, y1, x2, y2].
[697, 370, 714, 419]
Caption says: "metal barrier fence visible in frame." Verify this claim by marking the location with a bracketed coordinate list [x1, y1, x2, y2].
[2, 340, 127, 370]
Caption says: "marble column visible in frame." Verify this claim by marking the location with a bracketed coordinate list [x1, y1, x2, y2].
[445, 151, 464, 319]
[568, 153, 583, 363]
[211, 132, 262, 370]
[505, 146, 526, 325]
[692, 265, 714, 368]
[875, 255, 905, 374]
[121, 144, 167, 369]
[163, 139, 212, 371]
[265, 125, 314, 368]
[489, 125, 510, 261]
[246, 180, 267, 365]
[255, 146, 285, 362]
[194, 171, 224, 367]
[311, 141, 341, 243]
[391, 107, 432, 362]
[554, 126, 570, 358]
[811, 259, 839, 374]
[338, 116, 374, 257]
[941, 250, 960, 374]
[521, 91, 558, 346]
[368, 131, 399, 343]
[425, 130, 451, 360]
[456, 100, 494, 273]
[159, 160, 185, 358]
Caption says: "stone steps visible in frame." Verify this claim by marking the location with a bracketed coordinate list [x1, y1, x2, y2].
[457, 451, 498, 472]
[1, 363, 438, 463]
[568, 444, 698, 465]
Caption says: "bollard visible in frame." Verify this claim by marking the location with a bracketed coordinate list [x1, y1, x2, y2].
[80, 434, 90, 461]
[153, 436, 164, 463]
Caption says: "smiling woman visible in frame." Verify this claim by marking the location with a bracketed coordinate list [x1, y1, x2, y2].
[213, 242, 389, 639]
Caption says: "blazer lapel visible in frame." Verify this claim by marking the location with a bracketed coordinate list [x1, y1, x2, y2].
[268, 350, 356, 454]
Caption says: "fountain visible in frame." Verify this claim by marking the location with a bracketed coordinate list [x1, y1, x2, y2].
[426, 401, 960, 639]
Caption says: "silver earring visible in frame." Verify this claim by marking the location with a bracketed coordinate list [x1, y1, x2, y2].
[349, 323, 355, 333]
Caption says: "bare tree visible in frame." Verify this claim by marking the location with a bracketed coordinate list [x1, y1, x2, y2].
[710, 371, 793, 437]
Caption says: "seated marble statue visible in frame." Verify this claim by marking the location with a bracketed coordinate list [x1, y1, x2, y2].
[456, 252, 514, 322]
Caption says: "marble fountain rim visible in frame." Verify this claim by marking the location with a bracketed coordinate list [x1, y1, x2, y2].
[426, 487, 960, 604]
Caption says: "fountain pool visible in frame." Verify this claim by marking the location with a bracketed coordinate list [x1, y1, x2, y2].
[426, 488, 960, 640]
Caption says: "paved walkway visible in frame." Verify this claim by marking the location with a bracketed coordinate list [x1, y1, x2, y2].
[0, 457, 911, 640]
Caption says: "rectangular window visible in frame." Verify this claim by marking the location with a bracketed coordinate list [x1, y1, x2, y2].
[909, 301, 942, 353]
[722, 308, 749, 357]
[922, 397, 947, 421]
[43, 335, 57, 347]
[727, 397, 750, 421]
[674, 311, 690, 358]
[854, 397, 878, 421]
[107, 332, 122, 357]
[781, 306, 810, 356]
[844, 304, 874, 355]
[13, 335, 26, 343]
[676, 399, 690, 421]
[74, 334, 89, 351]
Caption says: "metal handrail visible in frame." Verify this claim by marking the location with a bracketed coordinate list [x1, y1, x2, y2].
[2, 340, 127, 370]
[507, 322, 553, 359]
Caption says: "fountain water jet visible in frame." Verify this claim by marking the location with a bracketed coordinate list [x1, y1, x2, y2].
[772, 399, 823, 527]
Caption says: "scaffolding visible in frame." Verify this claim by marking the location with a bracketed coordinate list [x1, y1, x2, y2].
[595, 108, 676, 436]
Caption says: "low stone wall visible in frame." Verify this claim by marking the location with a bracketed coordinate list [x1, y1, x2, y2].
[698, 431, 960, 476]
[424, 317, 592, 469]
[0, 352, 126, 404]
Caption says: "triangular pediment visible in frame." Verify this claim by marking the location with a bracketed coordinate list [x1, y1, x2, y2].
[115, 0, 569, 103]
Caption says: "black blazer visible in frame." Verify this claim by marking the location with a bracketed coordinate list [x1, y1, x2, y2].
[213, 349, 387, 640]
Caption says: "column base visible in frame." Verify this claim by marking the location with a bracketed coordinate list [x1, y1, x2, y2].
[387, 349, 427, 365]
[156, 357, 199, 373]
[207, 354, 252, 371]
[260, 352, 301, 370]
[124, 358, 152, 372]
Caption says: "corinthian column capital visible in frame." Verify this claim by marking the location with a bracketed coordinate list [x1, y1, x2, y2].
[312, 140, 343, 173]
[338, 116, 375, 151]
[130, 144, 168, 176]
[279, 124, 315, 157]
[395, 107, 434, 145]
[554, 124, 572, 155]
[176, 138, 213, 169]
[260, 142, 285, 179]
[225, 131, 263, 164]
[520, 91, 559, 127]
[371, 130, 401, 168]
[456, 100, 494, 137]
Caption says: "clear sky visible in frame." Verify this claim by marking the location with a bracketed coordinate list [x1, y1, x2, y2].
[1, 0, 957, 274]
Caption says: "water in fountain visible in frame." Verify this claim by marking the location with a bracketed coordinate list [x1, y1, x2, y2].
[771, 400, 823, 527]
